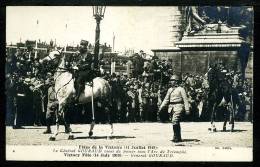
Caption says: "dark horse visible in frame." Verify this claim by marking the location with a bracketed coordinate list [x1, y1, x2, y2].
[207, 65, 235, 132]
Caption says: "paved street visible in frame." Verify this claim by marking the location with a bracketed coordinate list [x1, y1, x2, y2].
[6, 122, 253, 147]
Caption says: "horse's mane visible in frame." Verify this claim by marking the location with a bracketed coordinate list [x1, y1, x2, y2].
[57, 53, 66, 69]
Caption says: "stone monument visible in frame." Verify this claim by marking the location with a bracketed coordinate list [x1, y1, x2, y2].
[152, 7, 251, 78]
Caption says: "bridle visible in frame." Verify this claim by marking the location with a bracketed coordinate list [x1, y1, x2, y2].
[48, 50, 75, 99]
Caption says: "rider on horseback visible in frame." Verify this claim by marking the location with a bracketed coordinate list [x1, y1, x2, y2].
[74, 40, 95, 103]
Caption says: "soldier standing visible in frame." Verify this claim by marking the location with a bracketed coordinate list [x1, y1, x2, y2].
[43, 78, 58, 134]
[159, 74, 190, 142]
[139, 82, 150, 122]
[43, 75, 71, 133]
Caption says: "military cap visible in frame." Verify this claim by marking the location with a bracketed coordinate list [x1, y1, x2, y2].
[24, 78, 31, 83]
[80, 40, 89, 46]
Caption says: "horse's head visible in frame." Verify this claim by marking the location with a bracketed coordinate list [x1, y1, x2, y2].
[143, 61, 151, 72]
[39, 49, 63, 68]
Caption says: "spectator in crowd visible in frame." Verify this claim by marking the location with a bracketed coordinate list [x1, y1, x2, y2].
[6, 43, 253, 125]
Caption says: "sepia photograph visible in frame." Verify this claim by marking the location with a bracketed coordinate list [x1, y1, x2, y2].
[5, 6, 253, 161]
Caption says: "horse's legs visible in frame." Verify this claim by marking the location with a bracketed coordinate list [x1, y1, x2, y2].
[107, 97, 114, 138]
[210, 104, 217, 132]
[223, 106, 228, 131]
[228, 103, 235, 132]
[49, 108, 60, 141]
[62, 110, 73, 140]
[89, 121, 95, 137]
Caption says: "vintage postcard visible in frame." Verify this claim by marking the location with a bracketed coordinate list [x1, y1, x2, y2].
[5, 6, 253, 161]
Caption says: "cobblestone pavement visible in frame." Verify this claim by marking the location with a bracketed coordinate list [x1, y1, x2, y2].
[6, 122, 253, 147]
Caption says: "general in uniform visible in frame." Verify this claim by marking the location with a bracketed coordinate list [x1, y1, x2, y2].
[159, 74, 190, 142]
[74, 40, 95, 103]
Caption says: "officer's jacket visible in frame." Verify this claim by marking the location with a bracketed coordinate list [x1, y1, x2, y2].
[46, 85, 58, 111]
[77, 53, 93, 70]
[160, 86, 189, 112]
[48, 86, 57, 104]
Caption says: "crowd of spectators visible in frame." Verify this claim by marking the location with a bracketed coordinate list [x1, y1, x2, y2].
[5, 46, 253, 128]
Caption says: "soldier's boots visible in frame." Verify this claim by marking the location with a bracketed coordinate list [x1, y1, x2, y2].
[172, 124, 182, 143]
[43, 119, 52, 134]
[74, 84, 84, 104]
[43, 127, 51, 134]
[65, 127, 72, 134]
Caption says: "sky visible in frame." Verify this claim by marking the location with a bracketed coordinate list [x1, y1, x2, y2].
[6, 6, 176, 54]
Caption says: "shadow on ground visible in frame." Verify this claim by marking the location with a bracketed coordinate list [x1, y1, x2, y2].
[60, 131, 83, 134]
[171, 139, 200, 146]
[219, 129, 247, 132]
[18, 127, 46, 129]
[74, 136, 136, 140]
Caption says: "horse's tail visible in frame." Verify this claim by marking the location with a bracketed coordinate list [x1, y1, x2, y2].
[102, 78, 113, 123]
[104, 79, 112, 106]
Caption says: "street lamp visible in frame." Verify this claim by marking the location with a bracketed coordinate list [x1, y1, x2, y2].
[92, 6, 106, 68]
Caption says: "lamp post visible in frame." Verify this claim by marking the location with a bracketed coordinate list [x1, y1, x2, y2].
[92, 6, 106, 68]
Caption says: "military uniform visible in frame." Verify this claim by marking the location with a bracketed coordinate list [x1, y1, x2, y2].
[139, 82, 151, 121]
[44, 85, 58, 133]
[126, 85, 138, 122]
[74, 40, 95, 102]
[159, 75, 190, 142]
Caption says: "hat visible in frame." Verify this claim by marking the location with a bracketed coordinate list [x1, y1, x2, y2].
[80, 40, 89, 46]
[24, 78, 31, 83]
[170, 74, 180, 81]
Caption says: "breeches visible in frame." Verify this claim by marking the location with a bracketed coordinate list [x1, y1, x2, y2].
[46, 101, 58, 119]
[77, 71, 93, 84]
[169, 104, 184, 125]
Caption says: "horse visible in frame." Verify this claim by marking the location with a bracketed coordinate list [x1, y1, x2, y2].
[40, 50, 113, 141]
[207, 66, 235, 132]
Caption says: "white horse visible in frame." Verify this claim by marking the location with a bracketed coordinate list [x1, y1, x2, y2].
[41, 50, 113, 141]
